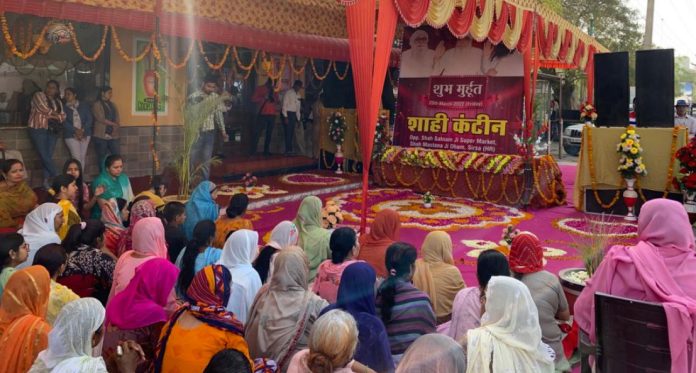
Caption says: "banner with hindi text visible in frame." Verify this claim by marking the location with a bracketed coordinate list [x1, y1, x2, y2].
[394, 26, 524, 154]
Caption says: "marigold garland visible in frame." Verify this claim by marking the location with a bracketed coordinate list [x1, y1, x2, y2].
[310, 58, 332, 80]
[585, 125, 621, 208]
[69, 23, 107, 62]
[586, 125, 681, 207]
[260, 52, 287, 81]
[332, 61, 350, 80]
[111, 26, 152, 62]
[159, 38, 195, 69]
[289, 57, 307, 75]
[198, 41, 229, 70]
[1, 15, 49, 59]
[232, 47, 259, 71]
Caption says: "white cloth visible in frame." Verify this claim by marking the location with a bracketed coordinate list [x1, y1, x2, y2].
[282, 89, 301, 120]
[433, 43, 483, 76]
[267, 221, 299, 250]
[267, 221, 300, 282]
[466, 276, 555, 373]
[29, 298, 107, 373]
[18, 203, 62, 268]
[218, 229, 262, 324]
[400, 48, 436, 78]
[675, 115, 696, 136]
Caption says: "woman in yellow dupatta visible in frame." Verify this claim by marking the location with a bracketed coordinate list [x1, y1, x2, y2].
[48, 174, 81, 240]
[0, 265, 52, 373]
[0, 159, 38, 232]
[413, 231, 466, 323]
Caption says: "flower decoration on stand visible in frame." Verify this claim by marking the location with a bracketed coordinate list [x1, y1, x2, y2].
[372, 113, 391, 160]
[580, 102, 598, 125]
[674, 137, 696, 224]
[513, 120, 549, 158]
[328, 112, 347, 174]
[241, 173, 258, 190]
[616, 125, 646, 221]
[321, 200, 344, 229]
[616, 126, 647, 178]
[328, 112, 347, 146]
[422, 191, 434, 208]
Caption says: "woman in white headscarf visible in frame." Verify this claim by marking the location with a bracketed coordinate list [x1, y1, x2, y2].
[19, 203, 62, 268]
[218, 229, 262, 324]
[253, 221, 299, 283]
[465, 276, 555, 373]
[29, 297, 106, 372]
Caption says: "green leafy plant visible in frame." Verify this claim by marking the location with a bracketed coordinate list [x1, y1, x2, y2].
[422, 191, 434, 204]
[174, 91, 225, 197]
[569, 214, 621, 276]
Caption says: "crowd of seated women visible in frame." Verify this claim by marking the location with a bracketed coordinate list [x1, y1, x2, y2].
[2, 153, 696, 372]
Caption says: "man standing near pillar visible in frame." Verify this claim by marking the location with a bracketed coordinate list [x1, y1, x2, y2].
[675, 100, 696, 137]
[281, 80, 303, 155]
[188, 75, 228, 180]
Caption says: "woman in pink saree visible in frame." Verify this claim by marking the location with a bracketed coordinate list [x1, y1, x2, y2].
[107, 217, 169, 302]
[574, 198, 696, 372]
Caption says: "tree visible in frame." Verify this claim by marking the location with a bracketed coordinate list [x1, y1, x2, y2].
[675, 56, 696, 97]
[536, 0, 643, 108]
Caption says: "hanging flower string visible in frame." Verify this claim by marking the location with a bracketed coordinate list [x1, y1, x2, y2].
[0, 16, 351, 83]
[332, 61, 350, 80]
[197, 40, 230, 70]
[159, 38, 195, 69]
[69, 23, 108, 62]
[111, 26, 152, 62]
[1, 14, 49, 59]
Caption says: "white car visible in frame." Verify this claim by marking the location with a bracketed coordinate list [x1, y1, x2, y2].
[562, 123, 583, 156]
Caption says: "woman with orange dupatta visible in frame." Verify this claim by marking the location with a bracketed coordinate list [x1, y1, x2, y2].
[153, 265, 252, 373]
[357, 209, 401, 279]
[0, 265, 52, 373]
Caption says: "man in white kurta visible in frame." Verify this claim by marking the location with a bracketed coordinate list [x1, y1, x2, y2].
[432, 38, 483, 77]
[400, 30, 436, 78]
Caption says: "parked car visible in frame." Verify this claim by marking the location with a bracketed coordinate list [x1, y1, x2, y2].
[563, 123, 583, 156]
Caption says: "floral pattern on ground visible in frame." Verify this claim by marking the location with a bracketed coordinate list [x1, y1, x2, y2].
[280, 173, 348, 186]
[554, 218, 638, 239]
[331, 188, 531, 231]
[217, 184, 288, 199]
[462, 239, 568, 265]
[247, 206, 285, 223]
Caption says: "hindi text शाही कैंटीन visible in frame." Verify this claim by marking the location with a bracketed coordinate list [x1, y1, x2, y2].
[407, 113, 507, 136]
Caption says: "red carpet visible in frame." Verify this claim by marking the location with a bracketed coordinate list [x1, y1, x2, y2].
[246, 165, 638, 286]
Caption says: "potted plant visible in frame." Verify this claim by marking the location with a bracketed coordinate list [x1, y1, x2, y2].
[616, 125, 647, 221]
[172, 87, 226, 199]
[674, 137, 696, 224]
[559, 215, 619, 310]
[328, 111, 347, 174]
[422, 191, 434, 208]
[242, 173, 258, 192]
[580, 102, 597, 126]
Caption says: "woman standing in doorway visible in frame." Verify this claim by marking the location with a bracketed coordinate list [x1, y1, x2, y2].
[63, 88, 94, 172]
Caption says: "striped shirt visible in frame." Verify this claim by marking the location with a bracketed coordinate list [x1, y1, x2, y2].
[187, 90, 227, 134]
[376, 280, 437, 357]
[28, 91, 65, 129]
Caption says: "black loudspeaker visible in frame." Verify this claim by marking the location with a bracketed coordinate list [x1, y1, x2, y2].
[635, 49, 674, 127]
[594, 52, 629, 126]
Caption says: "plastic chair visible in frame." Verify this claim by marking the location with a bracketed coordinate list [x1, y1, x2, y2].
[595, 292, 670, 373]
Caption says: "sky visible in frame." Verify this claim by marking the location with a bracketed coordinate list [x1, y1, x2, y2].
[625, 0, 696, 64]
